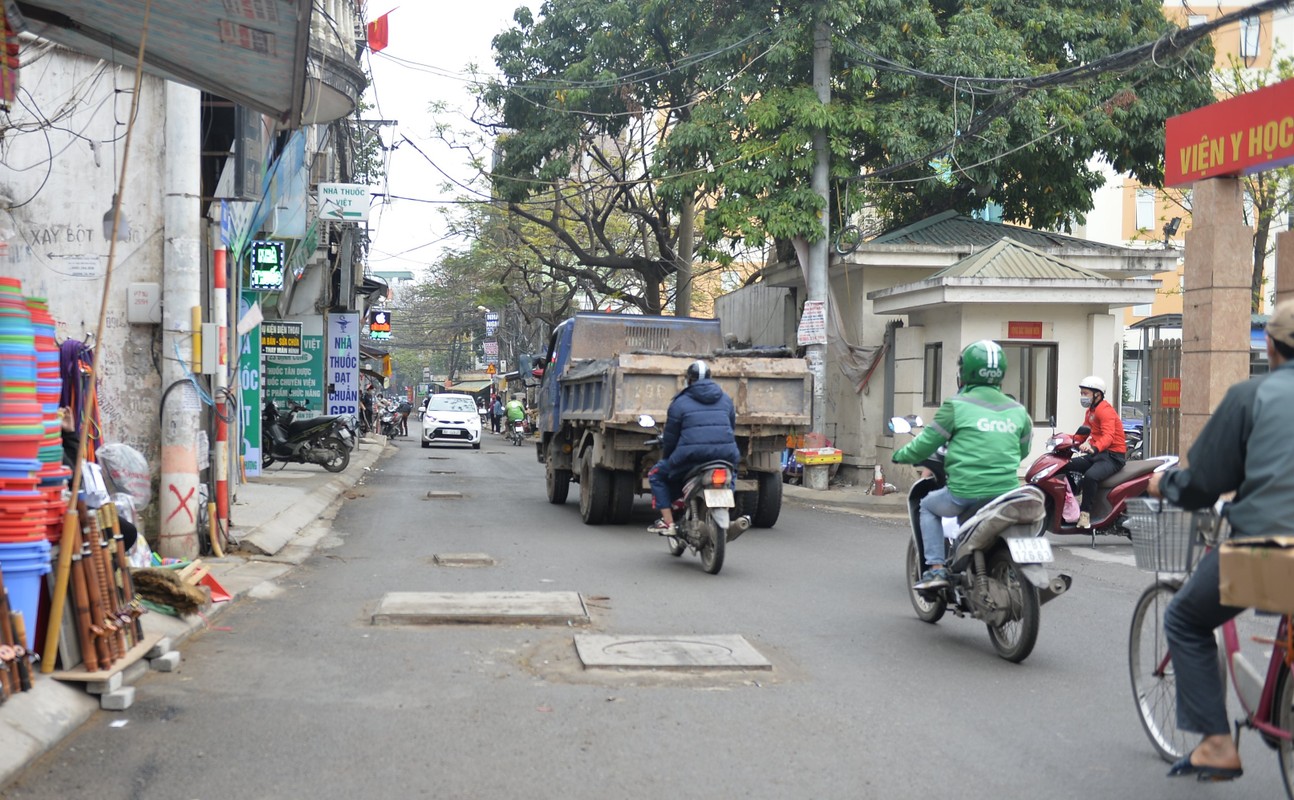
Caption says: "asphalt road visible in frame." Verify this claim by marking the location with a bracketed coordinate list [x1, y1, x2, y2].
[4, 431, 1286, 799]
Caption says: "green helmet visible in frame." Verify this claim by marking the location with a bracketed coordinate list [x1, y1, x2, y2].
[958, 340, 1007, 387]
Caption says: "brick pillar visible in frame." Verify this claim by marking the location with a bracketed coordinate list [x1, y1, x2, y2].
[1180, 178, 1252, 458]
[1276, 230, 1294, 307]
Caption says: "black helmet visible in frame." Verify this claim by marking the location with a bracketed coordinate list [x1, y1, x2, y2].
[685, 360, 711, 386]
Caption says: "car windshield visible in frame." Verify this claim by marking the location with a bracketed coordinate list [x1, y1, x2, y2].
[428, 397, 476, 413]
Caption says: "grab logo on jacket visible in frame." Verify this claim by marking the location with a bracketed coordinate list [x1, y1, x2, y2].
[976, 417, 1020, 434]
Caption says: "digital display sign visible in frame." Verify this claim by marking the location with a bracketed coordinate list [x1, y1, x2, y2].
[368, 309, 392, 341]
[249, 240, 286, 291]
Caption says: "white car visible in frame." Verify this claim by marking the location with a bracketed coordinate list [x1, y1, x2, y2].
[421, 393, 482, 449]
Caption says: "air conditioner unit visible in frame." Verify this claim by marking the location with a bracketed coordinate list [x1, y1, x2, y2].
[310, 151, 334, 186]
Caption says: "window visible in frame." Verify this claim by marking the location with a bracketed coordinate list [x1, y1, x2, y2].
[923, 343, 942, 407]
[999, 343, 1058, 424]
[1187, 14, 1207, 27]
[1240, 16, 1260, 59]
[1135, 189, 1156, 231]
[1132, 304, 1153, 317]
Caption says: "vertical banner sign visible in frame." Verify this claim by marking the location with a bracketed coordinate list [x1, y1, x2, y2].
[328, 313, 360, 418]
[796, 300, 828, 346]
[262, 315, 325, 417]
[239, 292, 262, 477]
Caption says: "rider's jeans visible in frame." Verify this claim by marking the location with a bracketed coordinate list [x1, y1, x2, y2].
[918, 488, 982, 567]
[648, 459, 682, 513]
[1163, 548, 1245, 736]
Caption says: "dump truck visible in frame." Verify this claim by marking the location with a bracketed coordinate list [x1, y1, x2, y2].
[535, 313, 810, 527]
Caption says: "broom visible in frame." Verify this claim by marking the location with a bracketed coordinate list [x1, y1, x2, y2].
[130, 569, 208, 617]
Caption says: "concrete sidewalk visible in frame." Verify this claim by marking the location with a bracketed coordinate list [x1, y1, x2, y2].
[0, 437, 390, 791]
[782, 481, 909, 519]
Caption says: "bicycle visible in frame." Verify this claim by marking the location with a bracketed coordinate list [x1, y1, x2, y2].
[1125, 496, 1294, 796]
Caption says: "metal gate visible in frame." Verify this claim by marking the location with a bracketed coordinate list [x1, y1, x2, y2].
[1144, 339, 1181, 458]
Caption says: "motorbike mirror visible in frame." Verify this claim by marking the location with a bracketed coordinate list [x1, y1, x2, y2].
[637, 414, 656, 428]
[910, 415, 924, 428]
[1048, 415, 1056, 430]
[888, 417, 912, 435]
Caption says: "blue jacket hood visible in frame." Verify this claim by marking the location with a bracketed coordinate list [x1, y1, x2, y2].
[684, 379, 724, 404]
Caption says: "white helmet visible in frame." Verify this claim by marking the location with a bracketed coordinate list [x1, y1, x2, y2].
[1079, 375, 1107, 395]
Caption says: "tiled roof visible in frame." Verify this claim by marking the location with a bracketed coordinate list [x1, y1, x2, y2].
[869, 210, 1127, 252]
[931, 238, 1111, 281]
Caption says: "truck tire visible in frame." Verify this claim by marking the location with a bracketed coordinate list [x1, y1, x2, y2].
[608, 470, 635, 524]
[546, 458, 571, 505]
[579, 459, 611, 524]
[752, 471, 782, 528]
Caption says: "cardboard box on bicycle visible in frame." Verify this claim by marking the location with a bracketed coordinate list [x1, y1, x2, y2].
[1219, 536, 1294, 614]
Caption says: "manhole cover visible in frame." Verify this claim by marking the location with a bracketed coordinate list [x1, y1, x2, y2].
[433, 553, 495, 567]
[573, 634, 771, 671]
[424, 490, 462, 499]
[372, 591, 588, 626]
[428, 470, 457, 475]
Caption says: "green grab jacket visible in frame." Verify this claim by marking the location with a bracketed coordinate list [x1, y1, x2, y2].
[892, 384, 1034, 499]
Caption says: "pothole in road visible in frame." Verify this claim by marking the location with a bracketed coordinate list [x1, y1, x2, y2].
[574, 634, 771, 671]
[370, 591, 589, 626]
[431, 553, 496, 567]
[424, 490, 463, 499]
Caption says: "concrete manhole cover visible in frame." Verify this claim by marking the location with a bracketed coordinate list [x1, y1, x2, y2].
[424, 490, 462, 499]
[428, 470, 457, 475]
[372, 591, 588, 625]
[574, 634, 771, 671]
[433, 553, 495, 567]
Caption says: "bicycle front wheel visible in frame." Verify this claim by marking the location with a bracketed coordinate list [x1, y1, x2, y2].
[1129, 581, 1190, 763]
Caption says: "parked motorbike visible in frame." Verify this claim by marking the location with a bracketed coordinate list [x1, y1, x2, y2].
[262, 398, 355, 473]
[891, 416, 1072, 663]
[379, 408, 400, 438]
[1023, 426, 1176, 545]
[639, 415, 750, 575]
[507, 418, 527, 446]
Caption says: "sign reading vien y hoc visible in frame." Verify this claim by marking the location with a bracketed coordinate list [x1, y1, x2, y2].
[1165, 77, 1294, 188]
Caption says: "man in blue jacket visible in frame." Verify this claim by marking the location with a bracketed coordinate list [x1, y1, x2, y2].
[647, 360, 741, 535]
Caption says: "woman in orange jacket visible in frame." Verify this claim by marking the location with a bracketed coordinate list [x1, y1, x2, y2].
[1068, 376, 1127, 528]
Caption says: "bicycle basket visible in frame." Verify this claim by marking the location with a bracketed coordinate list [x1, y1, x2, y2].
[1125, 497, 1219, 574]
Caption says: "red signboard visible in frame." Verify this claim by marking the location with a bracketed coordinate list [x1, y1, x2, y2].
[1165, 78, 1294, 188]
[1007, 321, 1043, 340]
[1160, 377, 1182, 409]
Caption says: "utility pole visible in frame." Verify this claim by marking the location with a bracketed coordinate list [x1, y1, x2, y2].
[804, 14, 832, 490]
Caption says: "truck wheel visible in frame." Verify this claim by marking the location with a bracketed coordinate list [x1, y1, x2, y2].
[607, 470, 635, 524]
[752, 471, 783, 528]
[734, 490, 756, 519]
[546, 459, 571, 505]
[579, 459, 611, 524]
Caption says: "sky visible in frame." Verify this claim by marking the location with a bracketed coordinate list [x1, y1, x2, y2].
[360, 1, 538, 278]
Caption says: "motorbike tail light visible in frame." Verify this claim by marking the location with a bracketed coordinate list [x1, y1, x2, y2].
[710, 468, 728, 485]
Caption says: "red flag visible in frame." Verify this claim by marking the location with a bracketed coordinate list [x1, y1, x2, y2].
[367, 12, 390, 53]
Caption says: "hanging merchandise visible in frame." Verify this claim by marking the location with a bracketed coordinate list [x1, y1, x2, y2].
[59, 339, 101, 461]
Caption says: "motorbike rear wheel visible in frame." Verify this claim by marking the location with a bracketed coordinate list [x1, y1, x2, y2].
[321, 437, 350, 473]
[985, 549, 1040, 663]
[698, 511, 725, 574]
[906, 538, 946, 623]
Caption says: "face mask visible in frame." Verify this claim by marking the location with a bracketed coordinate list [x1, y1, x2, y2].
[1079, 397, 1092, 409]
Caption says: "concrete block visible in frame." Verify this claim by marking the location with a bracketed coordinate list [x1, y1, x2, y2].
[121, 659, 149, 686]
[150, 651, 182, 672]
[145, 637, 173, 659]
[84, 672, 123, 695]
[99, 686, 135, 711]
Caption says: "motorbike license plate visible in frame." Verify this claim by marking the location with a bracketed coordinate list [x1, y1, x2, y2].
[1006, 537, 1054, 564]
[702, 488, 734, 507]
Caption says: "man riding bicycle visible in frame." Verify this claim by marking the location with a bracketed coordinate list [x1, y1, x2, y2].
[892, 340, 1033, 591]
[1148, 299, 1294, 783]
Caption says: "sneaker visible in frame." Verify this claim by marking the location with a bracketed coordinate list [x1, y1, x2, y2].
[913, 566, 951, 592]
[1077, 511, 1091, 529]
[647, 519, 676, 536]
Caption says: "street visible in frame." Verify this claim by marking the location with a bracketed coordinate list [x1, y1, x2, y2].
[4, 435, 1283, 799]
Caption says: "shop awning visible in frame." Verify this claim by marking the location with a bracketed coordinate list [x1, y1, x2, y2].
[442, 380, 492, 394]
[14, 1, 312, 124]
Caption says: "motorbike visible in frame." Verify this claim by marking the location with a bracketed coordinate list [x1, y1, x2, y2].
[891, 416, 1072, 663]
[1023, 425, 1176, 545]
[507, 417, 527, 446]
[379, 407, 401, 438]
[262, 398, 355, 473]
[639, 415, 750, 575]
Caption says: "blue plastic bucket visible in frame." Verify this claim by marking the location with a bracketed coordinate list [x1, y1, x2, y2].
[0, 539, 52, 649]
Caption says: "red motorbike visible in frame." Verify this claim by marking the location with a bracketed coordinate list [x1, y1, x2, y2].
[1023, 429, 1177, 544]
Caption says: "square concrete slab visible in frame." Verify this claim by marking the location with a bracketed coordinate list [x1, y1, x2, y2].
[574, 634, 772, 671]
[372, 591, 587, 625]
[424, 490, 462, 499]
[432, 553, 496, 567]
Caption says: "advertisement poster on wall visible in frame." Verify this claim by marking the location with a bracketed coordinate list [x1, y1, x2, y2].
[239, 291, 262, 477]
[262, 315, 325, 418]
[327, 313, 360, 418]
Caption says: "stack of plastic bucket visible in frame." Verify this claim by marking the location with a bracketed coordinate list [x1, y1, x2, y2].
[0, 277, 43, 465]
[0, 540, 52, 650]
[26, 296, 71, 541]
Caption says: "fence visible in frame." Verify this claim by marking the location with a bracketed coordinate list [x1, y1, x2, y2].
[1144, 339, 1181, 458]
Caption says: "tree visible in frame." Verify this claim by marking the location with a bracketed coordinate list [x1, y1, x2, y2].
[480, 0, 1217, 281]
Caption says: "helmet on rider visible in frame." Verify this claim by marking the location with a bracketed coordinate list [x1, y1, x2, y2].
[957, 340, 1007, 388]
[685, 360, 711, 386]
[1078, 375, 1107, 396]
